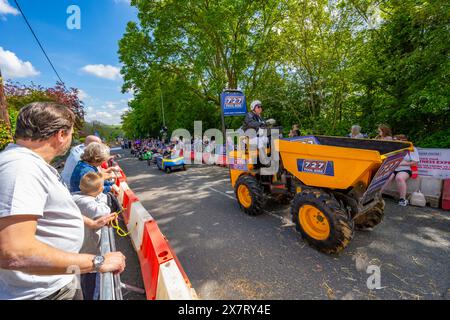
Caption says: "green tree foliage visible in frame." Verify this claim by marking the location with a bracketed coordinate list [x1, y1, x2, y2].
[119, 0, 450, 147]
[82, 121, 124, 143]
[0, 120, 13, 151]
[119, 0, 285, 137]
[352, 0, 450, 146]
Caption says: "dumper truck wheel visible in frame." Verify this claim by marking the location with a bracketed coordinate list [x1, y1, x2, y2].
[354, 199, 385, 230]
[235, 175, 265, 216]
[291, 189, 354, 254]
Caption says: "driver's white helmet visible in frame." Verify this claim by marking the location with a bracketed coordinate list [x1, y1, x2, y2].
[250, 100, 262, 111]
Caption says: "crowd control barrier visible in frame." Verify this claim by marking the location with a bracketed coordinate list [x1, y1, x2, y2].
[100, 226, 123, 300]
[112, 168, 198, 300]
[442, 179, 450, 210]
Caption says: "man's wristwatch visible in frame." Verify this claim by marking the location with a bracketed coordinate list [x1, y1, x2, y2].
[92, 255, 105, 272]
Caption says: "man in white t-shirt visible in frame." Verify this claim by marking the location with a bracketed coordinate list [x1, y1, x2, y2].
[60, 135, 102, 186]
[0, 102, 126, 300]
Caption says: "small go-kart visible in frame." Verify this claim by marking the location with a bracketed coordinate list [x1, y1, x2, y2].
[140, 151, 152, 161]
[155, 155, 186, 173]
[150, 152, 162, 165]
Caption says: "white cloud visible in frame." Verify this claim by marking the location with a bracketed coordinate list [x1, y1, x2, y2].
[104, 101, 117, 110]
[85, 100, 129, 125]
[0, 0, 19, 16]
[85, 110, 126, 125]
[81, 64, 121, 80]
[0, 47, 40, 78]
[77, 89, 89, 101]
[113, 0, 131, 4]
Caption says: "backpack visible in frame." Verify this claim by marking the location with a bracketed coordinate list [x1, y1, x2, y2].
[407, 150, 419, 179]
[410, 190, 426, 207]
[106, 192, 122, 213]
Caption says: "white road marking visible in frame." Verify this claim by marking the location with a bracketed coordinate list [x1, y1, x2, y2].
[208, 187, 294, 227]
[207, 187, 236, 200]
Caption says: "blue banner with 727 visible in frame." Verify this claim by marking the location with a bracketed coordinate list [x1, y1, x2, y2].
[361, 151, 407, 204]
[221, 91, 247, 116]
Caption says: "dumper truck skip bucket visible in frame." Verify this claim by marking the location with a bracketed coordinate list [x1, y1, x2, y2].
[278, 136, 412, 204]
[275, 135, 412, 253]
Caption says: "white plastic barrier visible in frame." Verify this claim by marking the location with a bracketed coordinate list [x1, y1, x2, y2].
[127, 201, 154, 251]
[156, 260, 198, 300]
[383, 176, 443, 208]
[117, 182, 130, 205]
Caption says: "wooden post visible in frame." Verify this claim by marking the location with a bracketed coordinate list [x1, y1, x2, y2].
[0, 69, 11, 129]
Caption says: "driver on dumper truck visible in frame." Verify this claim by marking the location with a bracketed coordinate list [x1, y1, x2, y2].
[243, 100, 266, 131]
[242, 100, 276, 132]
[240, 100, 276, 166]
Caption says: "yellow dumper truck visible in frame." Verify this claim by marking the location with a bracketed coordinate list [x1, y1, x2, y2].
[230, 135, 412, 254]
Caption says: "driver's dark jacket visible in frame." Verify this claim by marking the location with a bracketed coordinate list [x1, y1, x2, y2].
[242, 111, 266, 131]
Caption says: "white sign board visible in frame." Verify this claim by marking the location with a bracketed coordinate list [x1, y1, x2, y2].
[417, 148, 450, 179]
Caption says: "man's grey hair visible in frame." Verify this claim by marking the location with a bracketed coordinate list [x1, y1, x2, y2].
[80, 142, 110, 164]
[351, 125, 361, 133]
[14, 102, 75, 141]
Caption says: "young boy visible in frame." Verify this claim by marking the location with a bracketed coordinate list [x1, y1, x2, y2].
[72, 172, 116, 300]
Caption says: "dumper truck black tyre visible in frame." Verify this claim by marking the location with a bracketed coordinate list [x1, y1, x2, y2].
[354, 199, 385, 230]
[235, 175, 265, 216]
[291, 188, 354, 254]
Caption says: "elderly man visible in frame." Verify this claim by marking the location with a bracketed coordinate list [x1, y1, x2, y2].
[61, 135, 102, 186]
[349, 125, 364, 139]
[0, 102, 126, 300]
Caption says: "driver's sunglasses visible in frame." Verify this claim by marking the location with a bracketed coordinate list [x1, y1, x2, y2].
[256, 105, 262, 109]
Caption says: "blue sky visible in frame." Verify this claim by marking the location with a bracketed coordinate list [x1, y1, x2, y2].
[0, 0, 137, 125]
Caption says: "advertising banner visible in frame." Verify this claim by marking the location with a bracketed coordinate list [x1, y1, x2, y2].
[417, 148, 450, 179]
[362, 151, 407, 203]
[221, 91, 247, 116]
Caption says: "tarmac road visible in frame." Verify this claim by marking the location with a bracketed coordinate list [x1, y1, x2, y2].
[114, 150, 450, 300]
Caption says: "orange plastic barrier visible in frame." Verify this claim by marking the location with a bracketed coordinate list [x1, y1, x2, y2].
[115, 168, 127, 186]
[442, 179, 450, 210]
[218, 154, 228, 167]
[138, 220, 174, 300]
[122, 189, 139, 225]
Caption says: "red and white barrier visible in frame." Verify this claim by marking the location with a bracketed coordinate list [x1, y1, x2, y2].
[442, 179, 450, 210]
[127, 201, 153, 250]
[122, 189, 139, 225]
[115, 168, 127, 186]
[113, 168, 198, 300]
[116, 181, 129, 205]
[156, 260, 196, 299]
